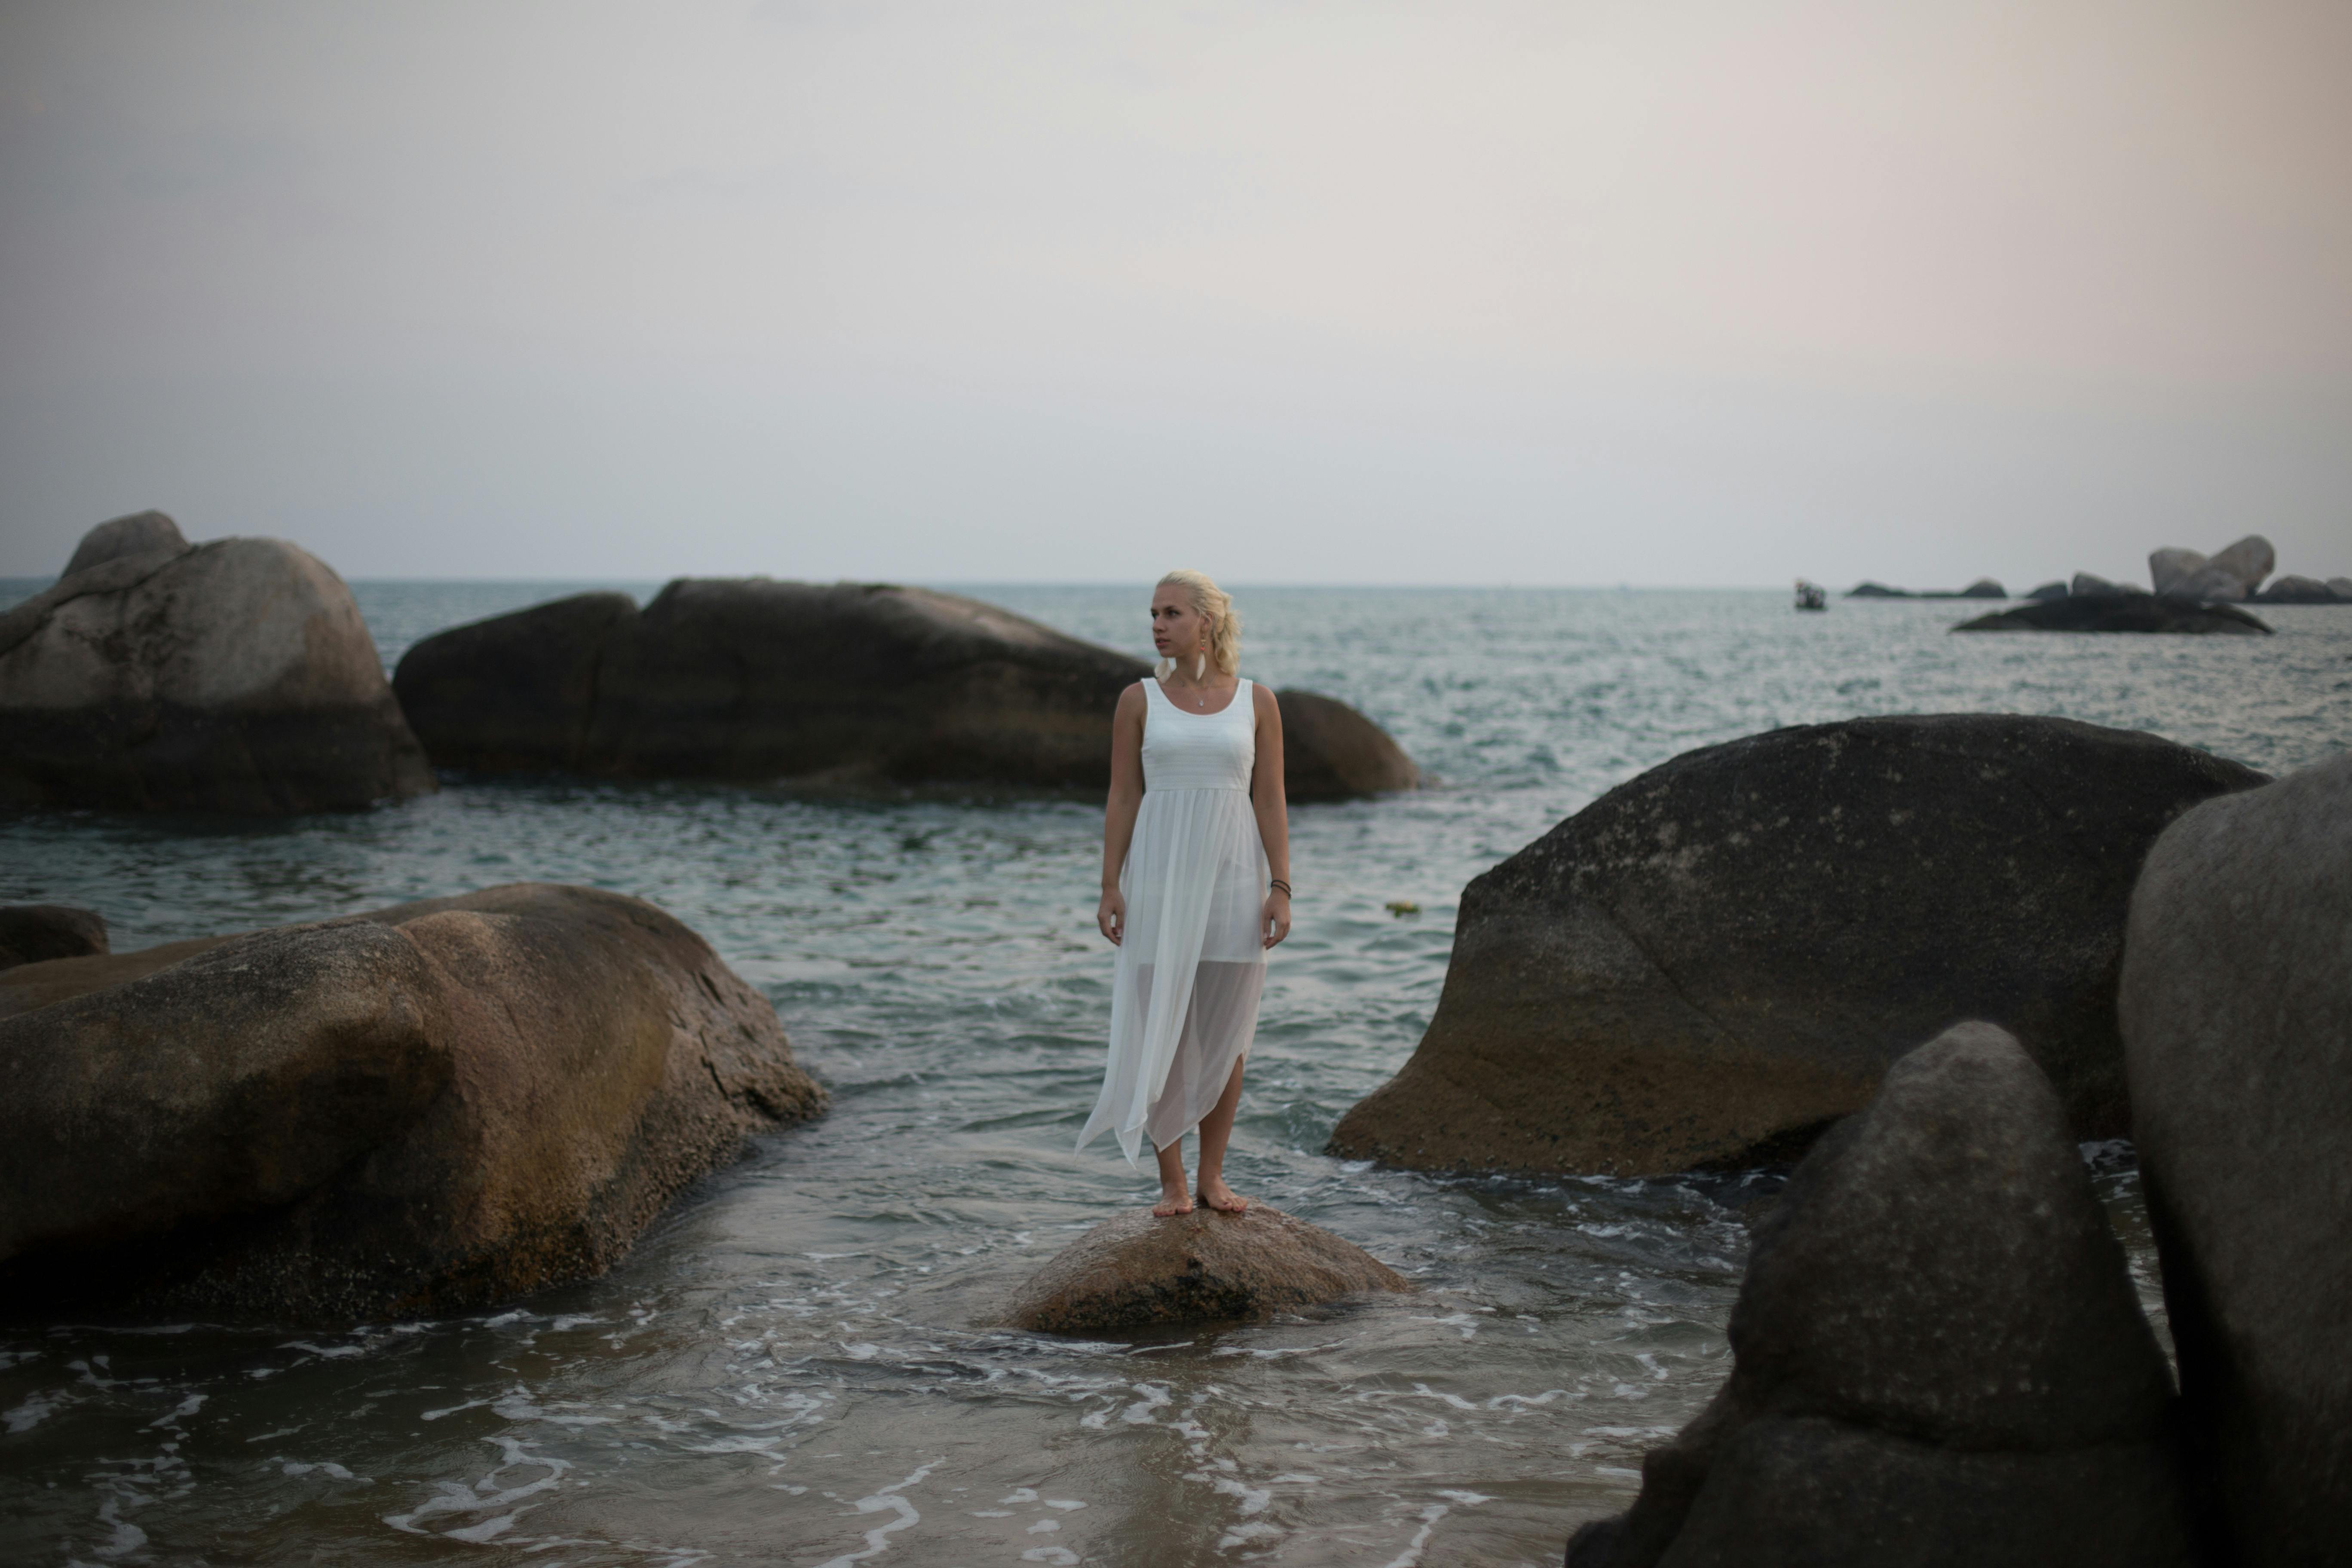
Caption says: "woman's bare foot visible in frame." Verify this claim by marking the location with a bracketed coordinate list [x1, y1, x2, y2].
[1197, 1176, 1248, 1214]
[1153, 1178, 1195, 1217]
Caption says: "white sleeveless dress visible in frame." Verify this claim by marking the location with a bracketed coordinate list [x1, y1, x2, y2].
[1077, 677, 1269, 1167]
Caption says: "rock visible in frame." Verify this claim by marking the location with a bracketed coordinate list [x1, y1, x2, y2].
[2148, 548, 2208, 597]
[2331, 576, 2352, 599]
[1844, 580, 2005, 600]
[2024, 580, 2070, 600]
[1275, 688, 1421, 797]
[2206, 534, 2275, 594]
[2174, 565, 2251, 602]
[62, 510, 190, 577]
[1326, 714, 2263, 1176]
[1956, 577, 2006, 598]
[0, 883, 824, 1323]
[2070, 571, 2142, 597]
[1565, 1023, 2190, 1568]
[2120, 753, 2352, 1563]
[2252, 573, 2348, 604]
[1004, 1205, 1409, 1333]
[0, 532, 437, 813]
[1955, 596, 2272, 635]
[395, 581, 1418, 801]
[1845, 581, 1909, 597]
[0, 906, 109, 971]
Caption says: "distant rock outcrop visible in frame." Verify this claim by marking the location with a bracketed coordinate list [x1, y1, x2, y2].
[2024, 581, 2070, 600]
[1325, 715, 2264, 1176]
[0, 516, 436, 814]
[395, 582, 1418, 801]
[1843, 579, 2005, 600]
[1566, 1023, 2190, 1568]
[2069, 572, 2140, 597]
[1004, 1205, 1409, 1333]
[1955, 596, 2271, 635]
[0, 884, 824, 1324]
[2122, 753, 2352, 1564]
[0, 906, 108, 972]
[2147, 536, 2275, 602]
[2252, 574, 2350, 604]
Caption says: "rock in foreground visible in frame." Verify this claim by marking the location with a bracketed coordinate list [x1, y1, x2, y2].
[0, 515, 436, 813]
[395, 582, 1418, 801]
[0, 905, 108, 971]
[1004, 1206, 1408, 1333]
[2122, 753, 2352, 1564]
[1327, 715, 2264, 1176]
[1566, 1023, 2189, 1568]
[1954, 594, 2271, 634]
[0, 884, 824, 1324]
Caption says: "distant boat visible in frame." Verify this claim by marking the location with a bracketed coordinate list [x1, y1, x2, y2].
[1795, 580, 1828, 612]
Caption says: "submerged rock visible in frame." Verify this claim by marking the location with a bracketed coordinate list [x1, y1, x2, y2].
[0, 906, 108, 971]
[1004, 1206, 1408, 1333]
[0, 519, 436, 813]
[1955, 595, 2271, 634]
[394, 581, 1418, 801]
[2122, 753, 2352, 1564]
[1326, 714, 2263, 1176]
[1565, 1023, 2190, 1568]
[0, 883, 824, 1324]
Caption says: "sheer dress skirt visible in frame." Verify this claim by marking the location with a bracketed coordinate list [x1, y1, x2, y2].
[1078, 784, 1267, 1166]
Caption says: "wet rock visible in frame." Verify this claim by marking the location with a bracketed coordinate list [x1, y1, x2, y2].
[2121, 753, 2352, 1564]
[2148, 548, 2207, 597]
[1955, 595, 2271, 634]
[1004, 1205, 1409, 1333]
[61, 510, 189, 577]
[2024, 580, 2070, 601]
[1565, 1023, 2190, 1568]
[395, 580, 1418, 801]
[2252, 574, 2349, 604]
[392, 591, 637, 772]
[0, 906, 108, 971]
[0, 527, 436, 814]
[1326, 714, 2263, 1176]
[0, 883, 825, 1324]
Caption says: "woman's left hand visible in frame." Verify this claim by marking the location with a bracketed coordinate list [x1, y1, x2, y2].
[1262, 889, 1291, 949]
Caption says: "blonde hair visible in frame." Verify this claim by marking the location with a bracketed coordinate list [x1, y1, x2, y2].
[1155, 569, 1241, 679]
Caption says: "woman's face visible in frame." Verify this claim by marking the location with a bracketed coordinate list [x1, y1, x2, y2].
[1149, 585, 1207, 663]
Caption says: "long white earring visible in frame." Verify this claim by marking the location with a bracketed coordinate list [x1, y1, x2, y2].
[1194, 652, 1206, 681]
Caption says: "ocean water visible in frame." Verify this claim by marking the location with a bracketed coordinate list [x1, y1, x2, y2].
[1, 582, 2346, 1566]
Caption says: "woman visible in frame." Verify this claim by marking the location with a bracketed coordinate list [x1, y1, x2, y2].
[1077, 570, 1291, 1217]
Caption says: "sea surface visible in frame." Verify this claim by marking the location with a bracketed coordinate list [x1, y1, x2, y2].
[2, 581, 2347, 1566]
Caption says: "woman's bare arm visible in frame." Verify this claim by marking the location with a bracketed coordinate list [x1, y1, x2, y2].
[1097, 683, 1148, 944]
[1250, 683, 1292, 947]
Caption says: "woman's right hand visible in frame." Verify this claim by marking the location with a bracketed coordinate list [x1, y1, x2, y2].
[1097, 889, 1125, 946]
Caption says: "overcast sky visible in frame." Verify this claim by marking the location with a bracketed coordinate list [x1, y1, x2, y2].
[3, 0, 2347, 586]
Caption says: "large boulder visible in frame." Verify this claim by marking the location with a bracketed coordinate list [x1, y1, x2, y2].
[62, 509, 188, 576]
[1004, 1205, 1409, 1333]
[1955, 595, 2271, 634]
[2148, 548, 2208, 597]
[1327, 715, 2264, 1177]
[394, 581, 1418, 801]
[1567, 1023, 2190, 1568]
[2070, 571, 2141, 597]
[2252, 573, 2349, 604]
[2024, 580, 2069, 601]
[0, 905, 108, 971]
[1956, 577, 2006, 598]
[2121, 753, 2352, 1564]
[0, 521, 436, 813]
[2331, 576, 2352, 599]
[0, 883, 824, 1323]
[2206, 534, 2276, 596]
